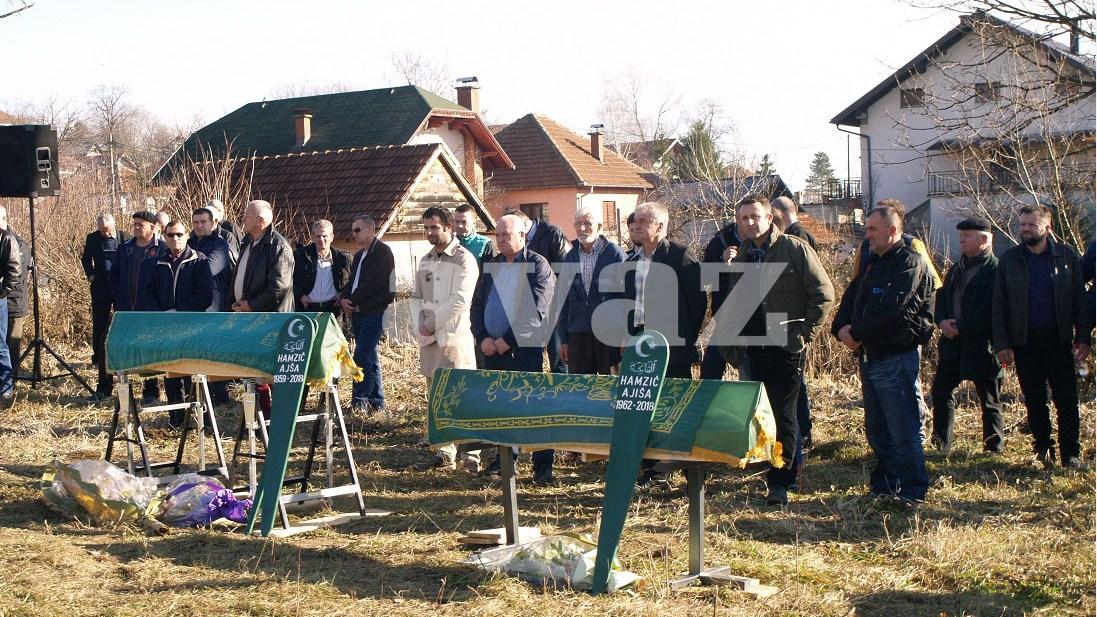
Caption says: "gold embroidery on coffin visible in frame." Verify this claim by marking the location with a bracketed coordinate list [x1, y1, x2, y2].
[649, 379, 703, 434]
[434, 414, 614, 431]
[476, 371, 616, 404]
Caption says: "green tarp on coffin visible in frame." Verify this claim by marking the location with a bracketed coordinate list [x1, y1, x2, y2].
[427, 369, 780, 466]
[106, 312, 361, 383]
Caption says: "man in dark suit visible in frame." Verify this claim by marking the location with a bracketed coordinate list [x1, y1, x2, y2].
[188, 207, 234, 313]
[623, 201, 707, 488]
[229, 200, 294, 314]
[293, 219, 351, 315]
[81, 213, 131, 401]
[188, 206, 234, 406]
[516, 211, 570, 374]
[338, 215, 395, 413]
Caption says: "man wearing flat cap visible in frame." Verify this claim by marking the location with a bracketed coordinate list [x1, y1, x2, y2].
[930, 217, 1004, 454]
[110, 210, 166, 403]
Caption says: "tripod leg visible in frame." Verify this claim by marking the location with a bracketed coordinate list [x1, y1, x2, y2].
[40, 340, 94, 394]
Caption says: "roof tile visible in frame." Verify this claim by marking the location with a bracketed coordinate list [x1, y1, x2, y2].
[489, 114, 653, 190]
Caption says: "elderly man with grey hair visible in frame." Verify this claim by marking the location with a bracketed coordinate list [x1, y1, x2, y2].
[293, 219, 352, 315]
[229, 200, 294, 313]
[559, 204, 627, 375]
[624, 201, 707, 488]
[81, 212, 132, 401]
[338, 215, 396, 413]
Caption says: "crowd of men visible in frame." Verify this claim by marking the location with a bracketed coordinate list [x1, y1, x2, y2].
[76, 195, 1094, 506]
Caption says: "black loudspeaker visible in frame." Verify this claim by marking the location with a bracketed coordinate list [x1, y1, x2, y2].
[0, 125, 61, 198]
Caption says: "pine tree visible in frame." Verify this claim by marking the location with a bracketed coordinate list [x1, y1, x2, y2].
[805, 151, 836, 193]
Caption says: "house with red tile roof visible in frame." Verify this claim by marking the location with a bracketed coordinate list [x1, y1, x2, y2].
[155, 83, 509, 286]
[487, 114, 654, 240]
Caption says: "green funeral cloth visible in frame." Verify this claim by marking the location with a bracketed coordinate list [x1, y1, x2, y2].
[106, 312, 361, 383]
[427, 369, 780, 466]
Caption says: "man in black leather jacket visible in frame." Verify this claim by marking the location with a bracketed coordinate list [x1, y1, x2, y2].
[832, 204, 935, 505]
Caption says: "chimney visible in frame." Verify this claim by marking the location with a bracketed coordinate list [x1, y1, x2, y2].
[294, 109, 312, 147]
[1070, 20, 1081, 54]
[455, 76, 480, 113]
[589, 124, 605, 163]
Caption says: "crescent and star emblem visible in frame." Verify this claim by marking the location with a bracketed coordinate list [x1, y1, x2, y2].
[288, 318, 307, 338]
[634, 334, 656, 358]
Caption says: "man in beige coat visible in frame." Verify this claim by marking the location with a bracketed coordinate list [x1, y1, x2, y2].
[412, 207, 480, 471]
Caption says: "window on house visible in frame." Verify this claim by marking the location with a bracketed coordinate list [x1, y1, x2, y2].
[1054, 79, 1088, 100]
[974, 81, 1002, 102]
[602, 201, 618, 231]
[519, 203, 548, 222]
[900, 88, 926, 108]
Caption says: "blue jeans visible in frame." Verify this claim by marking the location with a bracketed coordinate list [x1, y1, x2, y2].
[352, 313, 385, 409]
[861, 350, 928, 502]
[0, 300, 10, 395]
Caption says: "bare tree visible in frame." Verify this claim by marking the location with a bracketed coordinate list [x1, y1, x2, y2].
[7, 96, 90, 147]
[388, 51, 453, 96]
[87, 85, 136, 208]
[267, 80, 356, 99]
[0, 0, 32, 19]
[909, 0, 1094, 45]
[598, 68, 681, 159]
[884, 12, 1095, 250]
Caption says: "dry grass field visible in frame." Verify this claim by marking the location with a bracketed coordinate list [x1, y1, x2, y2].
[0, 342, 1092, 617]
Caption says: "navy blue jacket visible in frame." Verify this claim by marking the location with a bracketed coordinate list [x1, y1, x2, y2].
[557, 237, 627, 339]
[110, 237, 165, 311]
[138, 246, 214, 312]
[471, 248, 556, 350]
[188, 232, 234, 311]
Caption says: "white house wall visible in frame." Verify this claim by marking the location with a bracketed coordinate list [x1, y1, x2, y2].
[414, 126, 467, 170]
[858, 28, 1095, 257]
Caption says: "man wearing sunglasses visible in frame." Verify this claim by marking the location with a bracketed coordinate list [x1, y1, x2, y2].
[338, 215, 395, 414]
[140, 220, 213, 427]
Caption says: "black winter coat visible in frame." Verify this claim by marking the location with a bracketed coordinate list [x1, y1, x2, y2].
[623, 239, 707, 368]
[81, 229, 132, 305]
[292, 244, 352, 311]
[139, 246, 214, 312]
[935, 253, 1001, 380]
[229, 227, 295, 313]
[832, 242, 936, 360]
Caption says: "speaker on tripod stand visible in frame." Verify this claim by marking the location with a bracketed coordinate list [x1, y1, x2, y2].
[0, 124, 94, 396]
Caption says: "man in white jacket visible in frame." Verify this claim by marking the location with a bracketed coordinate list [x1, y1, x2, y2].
[412, 207, 480, 472]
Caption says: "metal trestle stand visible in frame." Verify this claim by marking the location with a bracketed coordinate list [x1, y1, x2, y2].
[231, 378, 375, 536]
[104, 373, 228, 483]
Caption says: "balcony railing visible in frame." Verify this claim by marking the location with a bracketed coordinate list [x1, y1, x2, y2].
[929, 161, 1096, 196]
[802, 178, 862, 205]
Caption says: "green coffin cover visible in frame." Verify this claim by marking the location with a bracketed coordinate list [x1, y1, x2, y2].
[106, 312, 361, 383]
[427, 369, 780, 466]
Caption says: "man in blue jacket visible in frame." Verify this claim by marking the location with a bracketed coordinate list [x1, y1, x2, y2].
[111, 210, 165, 404]
[471, 214, 557, 484]
[140, 220, 213, 427]
[558, 205, 626, 375]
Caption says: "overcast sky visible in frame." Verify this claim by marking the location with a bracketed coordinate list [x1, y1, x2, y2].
[0, 0, 983, 190]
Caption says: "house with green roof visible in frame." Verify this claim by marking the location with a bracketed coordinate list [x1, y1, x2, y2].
[156, 83, 512, 200]
[154, 82, 513, 287]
